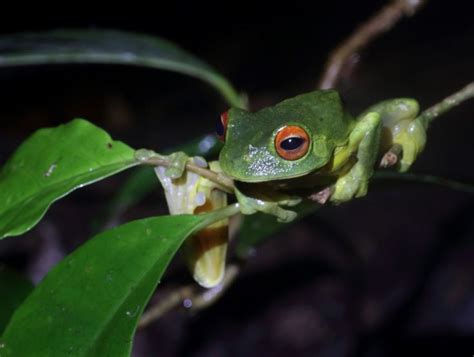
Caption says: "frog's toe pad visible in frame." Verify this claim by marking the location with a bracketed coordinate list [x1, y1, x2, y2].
[331, 177, 369, 203]
[276, 208, 298, 223]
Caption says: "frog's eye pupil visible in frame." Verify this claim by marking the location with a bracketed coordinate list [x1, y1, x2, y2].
[280, 137, 305, 151]
[275, 125, 310, 160]
[216, 111, 229, 141]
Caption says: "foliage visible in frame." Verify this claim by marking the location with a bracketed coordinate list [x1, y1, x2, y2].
[0, 213, 217, 356]
[0, 30, 243, 356]
[0, 28, 472, 357]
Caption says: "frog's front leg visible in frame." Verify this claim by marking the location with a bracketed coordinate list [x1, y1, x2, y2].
[234, 186, 301, 223]
[362, 99, 426, 172]
[331, 112, 382, 203]
[135, 149, 189, 178]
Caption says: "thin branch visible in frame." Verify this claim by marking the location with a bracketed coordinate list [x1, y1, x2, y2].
[380, 82, 474, 167]
[138, 286, 193, 329]
[374, 172, 474, 194]
[138, 264, 240, 329]
[318, 0, 427, 89]
[418, 82, 474, 129]
[137, 153, 235, 193]
[184, 264, 240, 311]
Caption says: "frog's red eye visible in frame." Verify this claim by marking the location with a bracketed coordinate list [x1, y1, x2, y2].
[275, 125, 310, 160]
[216, 111, 229, 141]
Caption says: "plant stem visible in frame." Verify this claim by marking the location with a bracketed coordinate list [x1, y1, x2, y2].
[418, 82, 474, 129]
[318, 0, 427, 89]
[374, 172, 474, 194]
[138, 264, 240, 329]
[138, 154, 235, 193]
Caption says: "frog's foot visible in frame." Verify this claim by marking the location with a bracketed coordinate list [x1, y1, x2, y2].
[331, 166, 370, 204]
[391, 118, 426, 172]
[235, 187, 300, 223]
[362, 98, 426, 172]
[308, 186, 333, 205]
[164, 151, 189, 178]
[135, 149, 189, 179]
[330, 111, 382, 204]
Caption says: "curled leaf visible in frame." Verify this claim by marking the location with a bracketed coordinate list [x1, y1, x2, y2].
[155, 160, 228, 288]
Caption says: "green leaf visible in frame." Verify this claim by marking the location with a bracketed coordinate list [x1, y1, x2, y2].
[0, 119, 138, 239]
[1, 205, 237, 356]
[0, 267, 34, 335]
[0, 214, 204, 356]
[0, 29, 246, 108]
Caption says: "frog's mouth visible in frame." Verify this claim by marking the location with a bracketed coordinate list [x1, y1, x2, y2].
[227, 167, 315, 183]
[235, 173, 337, 193]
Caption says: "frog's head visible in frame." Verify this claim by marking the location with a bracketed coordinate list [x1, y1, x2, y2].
[217, 90, 351, 183]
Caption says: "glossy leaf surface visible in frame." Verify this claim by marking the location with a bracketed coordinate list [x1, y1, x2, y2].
[0, 267, 33, 334]
[0, 119, 138, 238]
[1, 213, 209, 356]
[0, 30, 245, 108]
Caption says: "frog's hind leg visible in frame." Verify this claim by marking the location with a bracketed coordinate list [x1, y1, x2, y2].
[361, 99, 426, 172]
[331, 112, 382, 203]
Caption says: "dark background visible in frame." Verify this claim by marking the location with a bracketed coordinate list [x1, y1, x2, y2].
[0, 1, 473, 356]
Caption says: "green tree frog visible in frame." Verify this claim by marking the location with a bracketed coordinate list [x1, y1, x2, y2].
[216, 90, 426, 222]
[142, 89, 427, 287]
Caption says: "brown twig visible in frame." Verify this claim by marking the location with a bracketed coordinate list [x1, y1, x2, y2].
[318, 0, 427, 89]
[138, 264, 240, 329]
[136, 151, 235, 193]
[138, 285, 194, 329]
[418, 82, 474, 130]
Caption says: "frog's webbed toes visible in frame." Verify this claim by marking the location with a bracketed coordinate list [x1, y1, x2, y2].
[371, 98, 426, 172]
[259, 202, 298, 223]
[393, 119, 426, 172]
[135, 149, 191, 179]
[331, 168, 370, 204]
[164, 151, 189, 179]
[235, 188, 299, 223]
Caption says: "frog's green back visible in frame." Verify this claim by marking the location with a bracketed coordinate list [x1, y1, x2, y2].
[219, 90, 353, 182]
